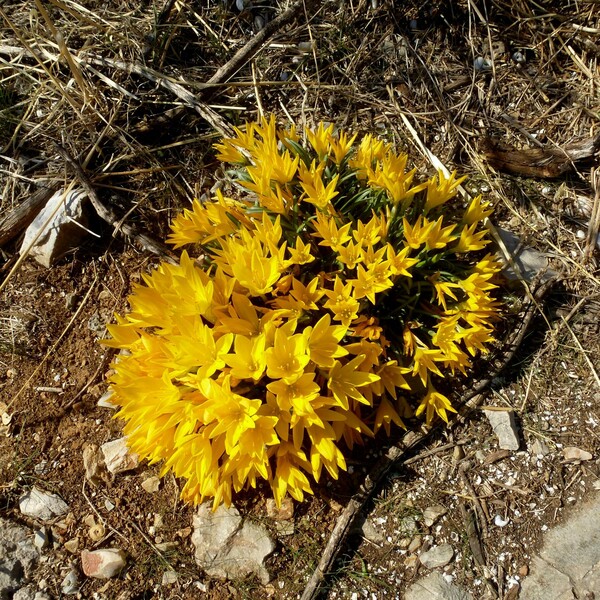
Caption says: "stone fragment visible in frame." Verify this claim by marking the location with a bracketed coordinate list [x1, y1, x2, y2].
[33, 529, 50, 549]
[483, 408, 520, 451]
[562, 447, 593, 462]
[81, 548, 127, 579]
[161, 570, 178, 585]
[20, 188, 90, 268]
[265, 497, 294, 520]
[405, 571, 473, 600]
[419, 544, 454, 569]
[192, 503, 275, 584]
[423, 505, 447, 527]
[82, 444, 103, 483]
[60, 568, 79, 595]
[0, 518, 40, 599]
[360, 519, 384, 545]
[63, 538, 79, 554]
[404, 555, 419, 569]
[529, 438, 550, 457]
[100, 438, 139, 474]
[141, 476, 161, 493]
[13, 585, 52, 600]
[496, 227, 558, 284]
[408, 536, 422, 553]
[19, 487, 69, 522]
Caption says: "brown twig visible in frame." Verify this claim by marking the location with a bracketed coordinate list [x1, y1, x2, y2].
[0, 185, 57, 246]
[205, 0, 319, 91]
[54, 143, 178, 264]
[299, 277, 557, 600]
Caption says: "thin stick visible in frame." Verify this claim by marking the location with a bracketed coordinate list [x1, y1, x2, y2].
[54, 143, 178, 264]
[205, 0, 319, 90]
[299, 278, 556, 600]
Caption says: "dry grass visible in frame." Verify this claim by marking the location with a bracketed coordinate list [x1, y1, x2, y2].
[0, 1, 599, 598]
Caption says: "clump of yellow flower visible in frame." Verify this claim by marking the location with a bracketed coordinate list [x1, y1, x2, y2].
[104, 116, 501, 509]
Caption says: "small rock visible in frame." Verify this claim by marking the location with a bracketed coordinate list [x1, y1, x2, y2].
[474, 56, 492, 71]
[0, 518, 41, 599]
[82, 444, 103, 483]
[563, 447, 593, 462]
[408, 536, 422, 553]
[19, 487, 69, 522]
[33, 529, 50, 549]
[265, 497, 294, 520]
[404, 555, 419, 568]
[161, 570, 178, 585]
[13, 585, 51, 600]
[192, 503, 274, 584]
[483, 408, 520, 451]
[496, 227, 557, 284]
[452, 445, 465, 464]
[494, 515, 510, 527]
[422, 505, 447, 527]
[20, 187, 90, 267]
[419, 544, 454, 569]
[400, 515, 419, 536]
[141, 476, 161, 493]
[398, 537, 411, 549]
[81, 548, 127, 579]
[63, 538, 79, 554]
[405, 572, 473, 600]
[530, 438, 550, 456]
[100, 438, 139, 474]
[360, 519, 384, 545]
[519, 564, 529, 577]
[60, 568, 79, 595]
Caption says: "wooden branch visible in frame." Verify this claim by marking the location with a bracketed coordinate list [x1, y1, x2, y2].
[481, 133, 600, 178]
[205, 0, 318, 91]
[299, 277, 557, 600]
[54, 143, 178, 264]
[0, 185, 57, 247]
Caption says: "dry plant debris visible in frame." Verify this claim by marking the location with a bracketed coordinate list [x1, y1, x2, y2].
[0, 1, 599, 599]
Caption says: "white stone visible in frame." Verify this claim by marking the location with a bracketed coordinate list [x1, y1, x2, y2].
[405, 571, 473, 600]
[419, 544, 454, 569]
[60, 568, 79, 595]
[141, 476, 161, 493]
[100, 437, 139, 474]
[82, 444, 103, 483]
[563, 447, 593, 462]
[20, 188, 90, 267]
[19, 487, 69, 522]
[0, 518, 41, 598]
[192, 503, 275, 584]
[162, 570, 178, 585]
[81, 548, 127, 579]
[484, 409, 520, 451]
[423, 505, 447, 527]
[496, 227, 557, 284]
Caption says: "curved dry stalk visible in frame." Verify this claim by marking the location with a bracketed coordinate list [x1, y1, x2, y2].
[300, 277, 557, 600]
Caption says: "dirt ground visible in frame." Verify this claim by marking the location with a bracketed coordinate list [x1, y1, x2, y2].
[1, 1, 599, 598]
